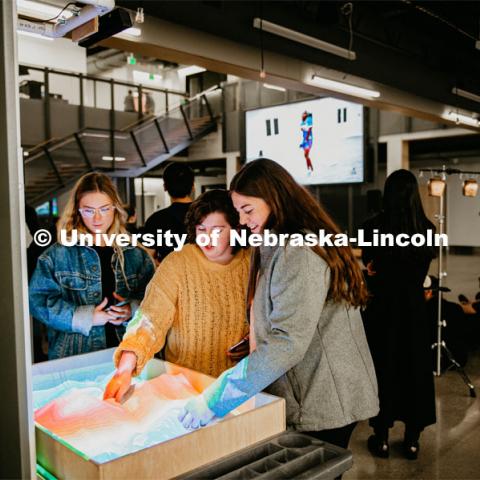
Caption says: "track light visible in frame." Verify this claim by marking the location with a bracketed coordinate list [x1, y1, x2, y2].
[462, 179, 478, 197]
[311, 74, 380, 99]
[428, 177, 446, 197]
[253, 18, 356, 60]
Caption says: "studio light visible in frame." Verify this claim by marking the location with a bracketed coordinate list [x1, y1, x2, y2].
[253, 18, 356, 60]
[462, 179, 478, 197]
[428, 177, 446, 197]
[311, 74, 380, 99]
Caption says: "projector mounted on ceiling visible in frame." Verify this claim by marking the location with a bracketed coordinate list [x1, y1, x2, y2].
[78, 8, 133, 48]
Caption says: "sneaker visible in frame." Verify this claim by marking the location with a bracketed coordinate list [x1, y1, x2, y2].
[367, 435, 389, 458]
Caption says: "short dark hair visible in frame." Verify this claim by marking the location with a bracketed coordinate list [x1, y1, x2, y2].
[124, 204, 136, 218]
[163, 162, 194, 198]
[185, 189, 242, 252]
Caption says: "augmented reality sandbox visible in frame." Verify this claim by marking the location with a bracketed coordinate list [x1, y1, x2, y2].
[32, 349, 285, 480]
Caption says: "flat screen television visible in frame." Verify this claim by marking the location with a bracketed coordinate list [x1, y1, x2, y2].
[245, 97, 365, 185]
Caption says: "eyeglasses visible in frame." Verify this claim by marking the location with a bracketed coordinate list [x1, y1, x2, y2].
[78, 205, 116, 218]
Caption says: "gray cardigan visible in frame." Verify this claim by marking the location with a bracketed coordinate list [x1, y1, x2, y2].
[204, 243, 379, 431]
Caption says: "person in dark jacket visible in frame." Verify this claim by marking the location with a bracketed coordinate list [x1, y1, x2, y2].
[361, 169, 437, 460]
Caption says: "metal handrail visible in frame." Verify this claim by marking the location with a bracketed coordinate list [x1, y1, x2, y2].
[21, 64, 188, 98]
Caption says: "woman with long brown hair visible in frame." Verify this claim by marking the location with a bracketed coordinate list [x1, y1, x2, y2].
[179, 158, 379, 450]
[29, 173, 155, 359]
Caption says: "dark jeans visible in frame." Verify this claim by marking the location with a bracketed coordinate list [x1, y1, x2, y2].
[304, 421, 358, 449]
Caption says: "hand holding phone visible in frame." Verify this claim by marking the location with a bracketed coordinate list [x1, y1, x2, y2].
[105, 300, 129, 312]
[105, 292, 132, 325]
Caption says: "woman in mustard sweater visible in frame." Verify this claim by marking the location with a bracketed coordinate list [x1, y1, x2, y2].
[104, 190, 250, 401]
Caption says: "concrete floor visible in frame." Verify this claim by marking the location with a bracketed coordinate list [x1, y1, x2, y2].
[346, 252, 480, 480]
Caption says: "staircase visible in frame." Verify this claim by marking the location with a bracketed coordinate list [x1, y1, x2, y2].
[24, 92, 217, 206]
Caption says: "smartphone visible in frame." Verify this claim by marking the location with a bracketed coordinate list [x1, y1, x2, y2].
[105, 300, 129, 312]
[227, 336, 249, 354]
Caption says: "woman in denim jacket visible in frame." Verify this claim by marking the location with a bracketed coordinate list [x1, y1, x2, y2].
[29, 173, 155, 359]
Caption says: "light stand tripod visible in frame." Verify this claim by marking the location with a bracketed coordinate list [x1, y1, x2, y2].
[421, 166, 477, 398]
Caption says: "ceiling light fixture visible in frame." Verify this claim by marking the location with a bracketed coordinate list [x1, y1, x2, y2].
[253, 17, 356, 61]
[101, 156, 126, 162]
[452, 87, 480, 104]
[177, 65, 206, 76]
[311, 74, 380, 99]
[114, 27, 142, 38]
[443, 111, 479, 127]
[263, 83, 286, 92]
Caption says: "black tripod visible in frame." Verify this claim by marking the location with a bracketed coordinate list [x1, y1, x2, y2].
[430, 300, 476, 398]
[425, 166, 476, 398]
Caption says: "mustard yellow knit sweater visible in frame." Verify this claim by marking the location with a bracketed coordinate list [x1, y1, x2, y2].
[114, 244, 250, 378]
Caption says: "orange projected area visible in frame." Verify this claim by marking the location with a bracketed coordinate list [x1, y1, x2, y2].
[34, 373, 203, 462]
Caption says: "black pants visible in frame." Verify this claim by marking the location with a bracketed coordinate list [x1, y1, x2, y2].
[303, 423, 357, 480]
[304, 421, 357, 449]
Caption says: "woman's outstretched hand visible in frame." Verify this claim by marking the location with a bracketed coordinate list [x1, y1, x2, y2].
[178, 395, 215, 429]
[103, 351, 137, 402]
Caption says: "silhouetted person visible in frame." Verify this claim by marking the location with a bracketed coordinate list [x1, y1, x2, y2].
[143, 163, 194, 263]
[124, 89, 135, 112]
[361, 169, 436, 460]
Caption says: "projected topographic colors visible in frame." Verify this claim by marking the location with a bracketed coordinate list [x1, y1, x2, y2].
[33, 363, 209, 463]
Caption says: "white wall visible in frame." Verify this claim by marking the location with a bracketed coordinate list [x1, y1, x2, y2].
[18, 34, 87, 106]
[18, 34, 86, 73]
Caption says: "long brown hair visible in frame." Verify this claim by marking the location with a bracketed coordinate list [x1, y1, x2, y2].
[57, 172, 131, 288]
[230, 158, 367, 308]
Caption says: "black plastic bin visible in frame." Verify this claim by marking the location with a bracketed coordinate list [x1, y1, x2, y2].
[178, 432, 353, 479]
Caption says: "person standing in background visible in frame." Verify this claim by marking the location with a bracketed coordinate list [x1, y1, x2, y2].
[143, 162, 194, 263]
[124, 90, 135, 112]
[145, 91, 155, 115]
[361, 169, 436, 460]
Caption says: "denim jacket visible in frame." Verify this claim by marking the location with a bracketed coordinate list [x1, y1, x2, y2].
[29, 243, 155, 359]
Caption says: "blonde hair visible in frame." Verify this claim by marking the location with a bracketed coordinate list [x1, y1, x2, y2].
[57, 172, 131, 290]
